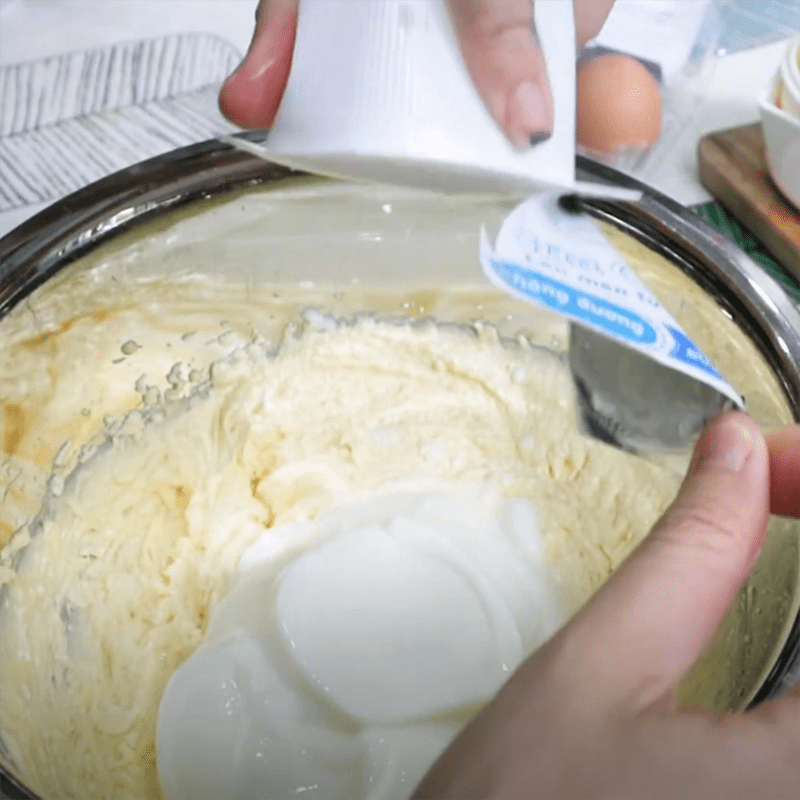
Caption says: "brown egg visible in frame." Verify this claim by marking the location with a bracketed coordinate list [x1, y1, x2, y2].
[576, 54, 662, 153]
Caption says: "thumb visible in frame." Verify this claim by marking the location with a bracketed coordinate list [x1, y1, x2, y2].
[448, 0, 554, 147]
[219, 0, 298, 129]
[564, 412, 771, 712]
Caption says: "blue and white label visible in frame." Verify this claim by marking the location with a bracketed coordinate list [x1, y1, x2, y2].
[480, 194, 742, 406]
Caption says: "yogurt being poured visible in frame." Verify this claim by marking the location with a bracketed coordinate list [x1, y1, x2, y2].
[156, 486, 564, 800]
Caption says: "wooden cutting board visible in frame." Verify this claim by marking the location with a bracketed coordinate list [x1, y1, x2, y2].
[698, 123, 800, 280]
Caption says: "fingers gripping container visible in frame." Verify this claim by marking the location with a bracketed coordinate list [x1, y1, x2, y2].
[243, 0, 639, 199]
[231, 0, 741, 440]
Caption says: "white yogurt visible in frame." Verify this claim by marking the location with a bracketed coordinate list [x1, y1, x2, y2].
[156, 487, 564, 800]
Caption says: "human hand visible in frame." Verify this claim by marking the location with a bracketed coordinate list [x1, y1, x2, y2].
[219, 0, 615, 147]
[413, 412, 800, 799]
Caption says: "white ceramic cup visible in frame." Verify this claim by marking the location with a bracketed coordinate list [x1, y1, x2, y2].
[760, 44, 800, 211]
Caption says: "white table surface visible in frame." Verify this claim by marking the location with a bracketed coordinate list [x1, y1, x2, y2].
[0, 0, 792, 235]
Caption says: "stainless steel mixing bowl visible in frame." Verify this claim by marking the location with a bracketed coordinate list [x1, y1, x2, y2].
[1, 135, 799, 800]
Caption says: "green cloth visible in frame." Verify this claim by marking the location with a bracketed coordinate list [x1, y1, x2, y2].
[693, 201, 800, 304]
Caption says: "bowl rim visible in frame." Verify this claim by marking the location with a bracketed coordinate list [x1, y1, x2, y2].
[1, 132, 800, 800]
[3, 133, 799, 394]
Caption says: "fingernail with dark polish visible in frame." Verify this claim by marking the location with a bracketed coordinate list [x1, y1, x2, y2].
[509, 82, 551, 148]
[530, 132, 552, 146]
